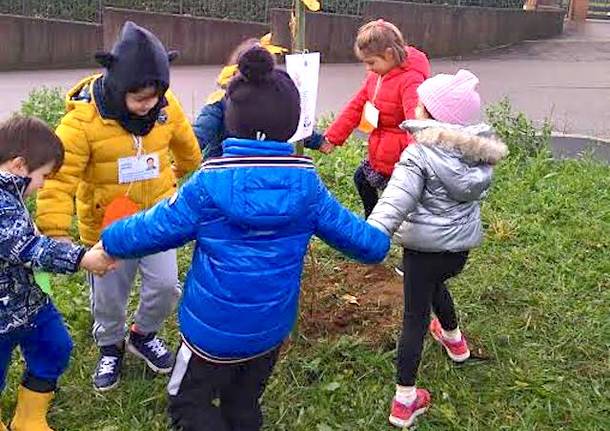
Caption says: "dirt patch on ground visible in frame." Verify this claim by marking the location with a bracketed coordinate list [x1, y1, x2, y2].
[298, 258, 493, 361]
[300, 261, 404, 346]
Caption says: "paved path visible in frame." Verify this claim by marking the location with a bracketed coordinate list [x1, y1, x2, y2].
[1, 20, 609, 139]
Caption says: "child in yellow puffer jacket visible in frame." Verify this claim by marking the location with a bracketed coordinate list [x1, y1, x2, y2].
[36, 21, 202, 392]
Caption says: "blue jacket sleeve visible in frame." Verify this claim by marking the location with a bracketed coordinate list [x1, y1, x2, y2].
[193, 100, 225, 159]
[304, 130, 324, 150]
[102, 172, 211, 259]
[0, 204, 85, 273]
[314, 178, 390, 263]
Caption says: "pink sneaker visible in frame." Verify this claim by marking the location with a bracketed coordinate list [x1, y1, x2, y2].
[389, 388, 431, 428]
[429, 318, 470, 363]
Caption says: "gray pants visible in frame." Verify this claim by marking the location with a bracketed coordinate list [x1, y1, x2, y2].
[89, 250, 180, 347]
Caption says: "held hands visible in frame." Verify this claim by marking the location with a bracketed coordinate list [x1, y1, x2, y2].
[80, 242, 120, 277]
[319, 138, 335, 154]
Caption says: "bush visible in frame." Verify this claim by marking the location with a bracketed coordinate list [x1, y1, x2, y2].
[20, 87, 65, 129]
[487, 98, 552, 160]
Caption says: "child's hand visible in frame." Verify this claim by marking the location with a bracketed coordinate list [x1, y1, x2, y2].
[319, 139, 335, 154]
[80, 245, 119, 277]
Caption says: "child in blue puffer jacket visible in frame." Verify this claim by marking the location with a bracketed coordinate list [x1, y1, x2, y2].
[100, 47, 390, 431]
[193, 35, 324, 159]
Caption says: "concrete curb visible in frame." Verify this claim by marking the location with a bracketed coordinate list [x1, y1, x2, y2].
[550, 133, 610, 162]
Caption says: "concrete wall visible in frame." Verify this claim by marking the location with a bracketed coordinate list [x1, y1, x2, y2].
[1, 2, 565, 70]
[271, 10, 362, 63]
[0, 14, 101, 70]
[271, 1, 565, 62]
[0, 8, 268, 70]
[103, 8, 269, 65]
[361, 2, 565, 58]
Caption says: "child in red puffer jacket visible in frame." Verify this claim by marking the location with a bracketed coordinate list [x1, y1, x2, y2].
[321, 20, 430, 217]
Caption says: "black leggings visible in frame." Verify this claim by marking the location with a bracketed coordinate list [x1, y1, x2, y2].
[397, 249, 469, 386]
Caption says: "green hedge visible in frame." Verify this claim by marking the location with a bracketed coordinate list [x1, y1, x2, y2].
[0, 0, 526, 23]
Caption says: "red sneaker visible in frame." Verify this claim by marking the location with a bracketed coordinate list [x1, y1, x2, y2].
[429, 318, 470, 363]
[389, 389, 431, 428]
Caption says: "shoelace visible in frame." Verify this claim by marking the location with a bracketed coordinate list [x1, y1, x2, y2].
[97, 356, 118, 376]
[145, 337, 168, 358]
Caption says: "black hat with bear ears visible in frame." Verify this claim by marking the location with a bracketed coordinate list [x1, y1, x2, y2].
[93, 21, 178, 136]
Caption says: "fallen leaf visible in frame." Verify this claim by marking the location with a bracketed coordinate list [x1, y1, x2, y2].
[341, 294, 360, 306]
[324, 381, 341, 392]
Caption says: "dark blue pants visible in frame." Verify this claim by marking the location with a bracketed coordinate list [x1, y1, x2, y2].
[0, 303, 73, 393]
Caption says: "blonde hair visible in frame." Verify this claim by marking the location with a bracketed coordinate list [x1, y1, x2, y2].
[354, 19, 407, 64]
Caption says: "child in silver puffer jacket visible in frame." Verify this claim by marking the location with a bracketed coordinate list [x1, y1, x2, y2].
[368, 70, 508, 429]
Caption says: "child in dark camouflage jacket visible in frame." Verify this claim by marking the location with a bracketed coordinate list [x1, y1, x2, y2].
[0, 116, 115, 431]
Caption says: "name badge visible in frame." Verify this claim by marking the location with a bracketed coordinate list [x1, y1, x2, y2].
[358, 101, 380, 134]
[364, 101, 380, 128]
[118, 153, 160, 184]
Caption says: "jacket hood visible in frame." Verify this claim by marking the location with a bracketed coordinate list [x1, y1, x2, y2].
[402, 119, 508, 202]
[201, 138, 315, 230]
[403, 46, 430, 78]
[379, 46, 429, 82]
[63, 75, 95, 112]
[402, 120, 508, 164]
[0, 171, 30, 198]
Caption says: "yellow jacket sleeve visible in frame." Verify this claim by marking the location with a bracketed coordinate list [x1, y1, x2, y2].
[36, 112, 90, 238]
[167, 92, 202, 178]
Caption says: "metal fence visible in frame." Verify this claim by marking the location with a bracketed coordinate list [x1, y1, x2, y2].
[589, 0, 610, 19]
[0, 0, 103, 22]
[0, 0, 529, 23]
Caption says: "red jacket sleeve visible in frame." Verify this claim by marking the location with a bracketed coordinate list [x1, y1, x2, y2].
[401, 74, 427, 120]
[400, 69, 428, 146]
[325, 78, 369, 146]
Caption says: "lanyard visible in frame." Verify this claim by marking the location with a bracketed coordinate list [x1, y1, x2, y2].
[372, 76, 383, 104]
[11, 177, 37, 233]
[132, 135, 144, 157]
[123, 135, 145, 197]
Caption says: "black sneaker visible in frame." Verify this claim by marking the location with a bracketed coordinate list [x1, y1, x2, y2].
[126, 331, 174, 374]
[93, 344, 124, 392]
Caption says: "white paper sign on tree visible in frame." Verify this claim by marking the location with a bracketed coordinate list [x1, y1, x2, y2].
[286, 52, 321, 143]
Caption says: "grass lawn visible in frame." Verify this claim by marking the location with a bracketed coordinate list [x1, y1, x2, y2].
[1, 101, 609, 430]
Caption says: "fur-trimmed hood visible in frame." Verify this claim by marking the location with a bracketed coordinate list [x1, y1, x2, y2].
[401, 120, 508, 164]
[367, 119, 505, 253]
[400, 119, 507, 203]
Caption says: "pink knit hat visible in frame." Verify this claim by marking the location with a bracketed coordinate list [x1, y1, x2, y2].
[416, 69, 481, 126]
